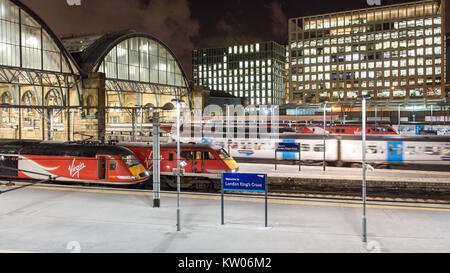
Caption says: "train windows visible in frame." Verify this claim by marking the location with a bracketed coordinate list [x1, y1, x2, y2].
[194, 152, 202, 160]
[169, 153, 174, 161]
[217, 149, 230, 160]
[367, 145, 378, 154]
[406, 146, 420, 155]
[181, 151, 193, 160]
[204, 152, 216, 160]
[301, 144, 310, 152]
[314, 144, 325, 152]
[424, 147, 441, 155]
[443, 147, 450, 156]
[122, 154, 141, 167]
[109, 159, 117, 171]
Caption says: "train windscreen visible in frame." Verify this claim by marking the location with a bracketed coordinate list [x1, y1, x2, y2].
[122, 154, 141, 168]
[217, 149, 231, 160]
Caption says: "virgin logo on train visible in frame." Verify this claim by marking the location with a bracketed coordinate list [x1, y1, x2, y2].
[68, 159, 86, 178]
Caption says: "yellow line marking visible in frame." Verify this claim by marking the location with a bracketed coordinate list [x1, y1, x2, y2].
[5, 184, 450, 212]
[0, 250, 34, 253]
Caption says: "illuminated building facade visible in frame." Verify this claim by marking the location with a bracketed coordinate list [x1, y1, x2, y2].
[288, 0, 448, 106]
[192, 41, 286, 105]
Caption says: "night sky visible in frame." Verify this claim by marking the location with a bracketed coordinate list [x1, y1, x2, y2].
[21, 0, 419, 79]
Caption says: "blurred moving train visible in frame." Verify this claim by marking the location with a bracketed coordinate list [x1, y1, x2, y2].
[0, 140, 149, 185]
[177, 134, 450, 168]
[160, 124, 398, 136]
[118, 142, 239, 190]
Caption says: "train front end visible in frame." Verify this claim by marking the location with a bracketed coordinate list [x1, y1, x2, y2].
[123, 153, 149, 182]
[217, 148, 239, 173]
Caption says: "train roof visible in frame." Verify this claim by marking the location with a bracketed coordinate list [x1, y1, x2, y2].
[190, 133, 450, 142]
[118, 142, 224, 150]
[0, 139, 135, 157]
[280, 134, 450, 142]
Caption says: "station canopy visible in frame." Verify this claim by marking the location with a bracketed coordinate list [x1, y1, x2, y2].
[63, 30, 189, 107]
[0, 0, 82, 105]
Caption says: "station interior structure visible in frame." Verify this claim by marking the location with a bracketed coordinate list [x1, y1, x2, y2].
[0, 0, 190, 143]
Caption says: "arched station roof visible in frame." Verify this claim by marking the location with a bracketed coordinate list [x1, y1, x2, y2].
[1, 0, 82, 75]
[63, 30, 189, 89]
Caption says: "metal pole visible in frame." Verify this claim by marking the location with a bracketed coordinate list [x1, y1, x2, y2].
[176, 101, 181, 232]
[275, 149, 277, 171]
[362, 97, 367, 243]
[431, 104, 434, 129]
[71, 109, 75, 141]
[374, 104, 377, 126]
[299, 144, 301, 172]
[323, 102, 327, 171]
[398, 104, 401, 127]
[140, 106, 143, 140]
[227, 105, 231, 154]
[221, 176, 224, 225]
[153, 111, 160, 208]
[265, 175, 268, 228]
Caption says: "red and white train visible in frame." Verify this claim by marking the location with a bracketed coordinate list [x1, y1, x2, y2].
[118, 142, 240, 190]
[0, 140, 149, 185]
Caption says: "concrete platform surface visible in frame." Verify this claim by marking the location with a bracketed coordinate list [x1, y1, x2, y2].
[0, 184, 450, 253]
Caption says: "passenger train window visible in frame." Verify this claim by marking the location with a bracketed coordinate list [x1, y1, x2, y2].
[204, 152, 216, 160]
[109, 159, 117, 171]
[195, 152, 202, 160]
[406, 146, 419, 155]
[424, 147, 441, 155]
[180, 151, 193, 160]
[443, 147, 450, 156]
[367, 145, 378, 154]
[301, 144, 310, 152]
[314, 144, 325, 152]
[169, 153, 174, 161]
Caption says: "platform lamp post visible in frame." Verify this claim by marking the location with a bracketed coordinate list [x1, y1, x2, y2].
[361, 96, 374, 243]
[362, 97, 368, 243]
[323, 101, 328, 171]
[146, 102, 174, 208]
[172, 98, 185, 232]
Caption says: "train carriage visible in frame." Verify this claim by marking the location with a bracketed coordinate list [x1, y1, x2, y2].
[176, 133, 450, 168]
[0, 140, 149, 185]
[118, 142, 240, 190]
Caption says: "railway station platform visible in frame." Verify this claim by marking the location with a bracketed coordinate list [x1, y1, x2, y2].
[238, 163, 450, 199]
[0, 183, 450, 253]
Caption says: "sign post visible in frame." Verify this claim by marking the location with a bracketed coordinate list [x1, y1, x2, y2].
[275, 143, 301, 172]
[221, 173, 268, 228]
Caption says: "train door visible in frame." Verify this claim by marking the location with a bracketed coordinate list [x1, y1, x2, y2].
[387, 142, 404, 163]
[98, 156, 107, 180]
[193, 151, 204, 173]
[180, 151, 195, 173]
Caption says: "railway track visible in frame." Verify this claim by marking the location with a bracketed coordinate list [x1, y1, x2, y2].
[1, 179, 450, 206]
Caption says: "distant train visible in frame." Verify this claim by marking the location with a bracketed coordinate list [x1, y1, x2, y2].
[0, 140, 149, 185]
[290, 124, 398, 135]
[161, 123, 398, 136]
[118, 142, 240, 190]
[176, 134, 450, 168]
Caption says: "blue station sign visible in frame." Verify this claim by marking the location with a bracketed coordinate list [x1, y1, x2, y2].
[222, 173, 267, 193]
[276, 142, 300, 152]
